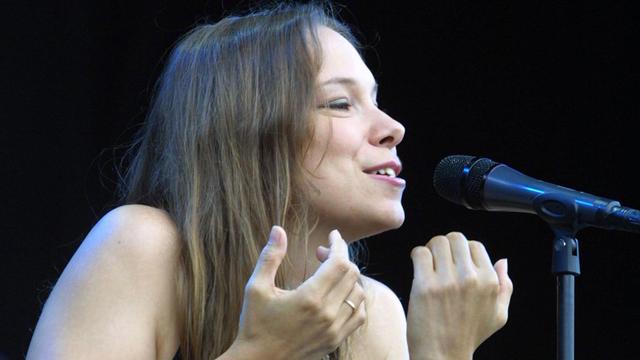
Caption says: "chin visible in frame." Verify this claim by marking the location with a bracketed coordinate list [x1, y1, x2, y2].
[381, 205, 405, 230]
[351, 205, 405, 240]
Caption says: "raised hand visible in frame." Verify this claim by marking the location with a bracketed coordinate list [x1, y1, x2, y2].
[226, 226, 365, 360]
[407, 232, 513, 360]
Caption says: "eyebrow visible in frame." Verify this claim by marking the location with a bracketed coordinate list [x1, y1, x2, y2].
[319, 77, 378, 96]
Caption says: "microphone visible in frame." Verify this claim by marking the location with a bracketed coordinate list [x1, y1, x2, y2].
[433, 155, 640, 233]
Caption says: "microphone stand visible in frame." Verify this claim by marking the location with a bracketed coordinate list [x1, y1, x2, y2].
[550, 227, 580, 360]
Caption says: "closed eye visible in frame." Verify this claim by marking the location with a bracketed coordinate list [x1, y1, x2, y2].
[320, 98, 352, 111]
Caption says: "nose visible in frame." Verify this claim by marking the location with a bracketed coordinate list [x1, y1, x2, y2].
[370, 108, 405, 148]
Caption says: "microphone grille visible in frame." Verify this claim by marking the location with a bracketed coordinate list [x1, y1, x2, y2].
[433, 155, 475, 205]
[433, 155, 499, 208]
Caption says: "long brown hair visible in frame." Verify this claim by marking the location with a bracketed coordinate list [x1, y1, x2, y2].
[117, 2, 362, 359]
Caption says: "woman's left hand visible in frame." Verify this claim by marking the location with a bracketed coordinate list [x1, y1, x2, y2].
[407, 232, 513, 360]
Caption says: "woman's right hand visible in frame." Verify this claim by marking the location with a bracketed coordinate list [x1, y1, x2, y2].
[224, 226, 366, 360]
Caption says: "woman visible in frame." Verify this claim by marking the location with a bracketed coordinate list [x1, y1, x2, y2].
[27, 2, 512, 359]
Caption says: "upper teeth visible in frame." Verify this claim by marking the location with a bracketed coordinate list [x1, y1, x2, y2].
[369, 168, 396, 177]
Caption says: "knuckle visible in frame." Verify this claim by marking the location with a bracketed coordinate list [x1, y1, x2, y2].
[490, 273, 501, 288]
[356, 307, 367, 326]
[440, 280, 459, 294]
[259, 253, 277, 268]
[411, 246, 426, 259]
[346, 264, 361, 281]
[318, 308, 334, 325]
[446, 231, 466, 240]
[415, 279, 457, 297]
[468, 240, 486, 252]
[506, 277, 515, 294]
[488, 282, 501, 296]
[300, 294, 322, 313]
[482, 272, 500, 291]
[333, 258, 354, 275]
[351, 284, 365, 301]
[428, 235, 448, 247]
[459, 271, 480, 289]
[243, 282, 263, 298]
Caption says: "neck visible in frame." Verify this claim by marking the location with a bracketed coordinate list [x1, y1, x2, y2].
[284, 222, 341, 289]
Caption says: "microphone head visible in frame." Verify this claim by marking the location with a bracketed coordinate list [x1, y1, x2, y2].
[433, 155, 499, 208]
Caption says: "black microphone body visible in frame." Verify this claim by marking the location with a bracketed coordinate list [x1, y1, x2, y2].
[433, 155, 640, 233]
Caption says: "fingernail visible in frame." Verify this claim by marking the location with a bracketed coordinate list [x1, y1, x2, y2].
[268, 226, 279, 245]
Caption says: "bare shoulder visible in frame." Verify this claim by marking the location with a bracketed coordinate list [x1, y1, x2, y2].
[360, 275, 404, 314]
[90, 204, 181, 258]
[27, 204, 182, 360]
[351, 275, 409, 360]
[62, 204, 182, 290]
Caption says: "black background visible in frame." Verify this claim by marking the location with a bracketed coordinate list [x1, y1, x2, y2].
[2, 0, 639, 359]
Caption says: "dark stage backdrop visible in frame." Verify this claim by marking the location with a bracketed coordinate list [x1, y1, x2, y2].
[3, 1, 639, 359]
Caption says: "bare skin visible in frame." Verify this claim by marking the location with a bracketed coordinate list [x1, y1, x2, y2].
[27, 26, 512, 360]
[26, 205, 407, 359]
[26, 205, 182, 360]
[26, 205, 511, 360]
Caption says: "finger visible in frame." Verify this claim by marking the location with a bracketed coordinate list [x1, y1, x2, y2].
[310, 230, 352, 286]
[321, 259, 361, 309]
[426, 235, 453, 273]
[410, 246, 434, 281]
[337, 291, 367, 337]
[316, 245, 330, 262]
[248, 226, 288, 288]
[446, 232, 473, 270]
[315, 231, 361, 303]
[301, 230, 360, 292]
[303, 249, 359, 298]
[328, 229, 349, 259]
[469, 240, 493, 269]
[494, 258, 514, 309]
[335, 282, 366, 324]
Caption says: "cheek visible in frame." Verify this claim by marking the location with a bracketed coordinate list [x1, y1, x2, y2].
[303, 119, 364, 174]
[323, 121, 366, 165]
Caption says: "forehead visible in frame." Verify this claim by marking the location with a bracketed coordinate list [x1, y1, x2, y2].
[316, 26, 376, 87]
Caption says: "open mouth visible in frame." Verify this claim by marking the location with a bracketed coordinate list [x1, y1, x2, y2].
[364, 167, 397, 177]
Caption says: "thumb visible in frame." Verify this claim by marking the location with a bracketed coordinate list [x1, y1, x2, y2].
[494, 258, 513, 308]
[250, 226, 288, 287]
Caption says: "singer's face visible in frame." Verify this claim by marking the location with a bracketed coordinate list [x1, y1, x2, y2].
[302, 27, 406, 241]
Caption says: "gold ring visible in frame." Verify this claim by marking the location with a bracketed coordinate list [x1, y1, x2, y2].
[344, 299, 357, 312]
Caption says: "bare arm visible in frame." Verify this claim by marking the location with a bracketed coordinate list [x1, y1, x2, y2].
[27, 212, 369, 360]
[26, 205, 182, 360]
